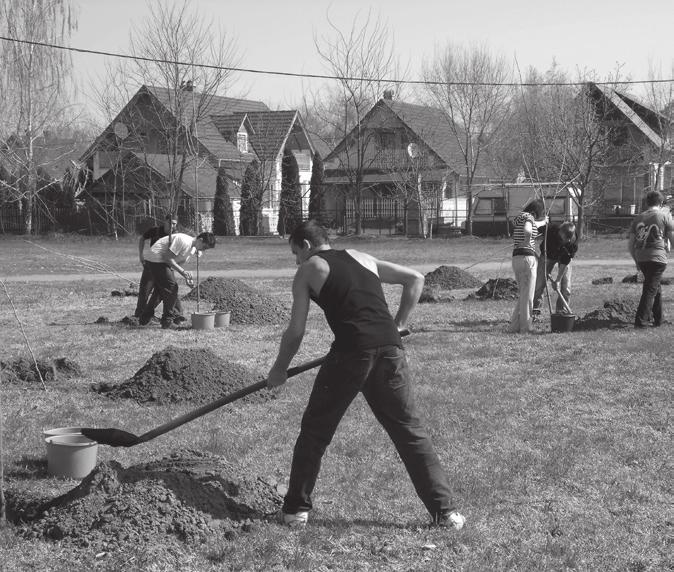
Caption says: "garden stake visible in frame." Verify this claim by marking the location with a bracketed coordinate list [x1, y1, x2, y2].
[82, 330, 411, 447]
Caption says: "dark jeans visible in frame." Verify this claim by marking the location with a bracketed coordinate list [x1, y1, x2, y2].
[282, 345, 455, 520]
[140, 262, 179, 325]
[635, 261, 667, 326]
[135, 264, 183, 319]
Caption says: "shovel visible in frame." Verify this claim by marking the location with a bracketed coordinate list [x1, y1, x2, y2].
[548, 277, 573, 315]
[82, 329, 410, 447]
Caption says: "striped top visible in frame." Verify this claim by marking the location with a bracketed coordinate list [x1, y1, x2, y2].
[512, 212, 538, 256]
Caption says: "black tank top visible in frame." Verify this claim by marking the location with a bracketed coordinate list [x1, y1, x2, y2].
[313, 250, 402, 351]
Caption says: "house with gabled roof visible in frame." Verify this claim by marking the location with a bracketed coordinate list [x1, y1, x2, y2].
[79, 83, 315, 234]
[587, 82, 673, 214]
[322, 93, 500, 235]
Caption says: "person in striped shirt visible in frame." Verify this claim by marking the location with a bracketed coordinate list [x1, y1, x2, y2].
[509, 199, 548, 333]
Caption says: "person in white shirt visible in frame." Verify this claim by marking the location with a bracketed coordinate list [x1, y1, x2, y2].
[139, 232, 216, 329]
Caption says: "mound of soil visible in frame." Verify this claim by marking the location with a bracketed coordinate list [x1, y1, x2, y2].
[592, 277, 614, 285]
[622, 273, 671, 285]
[574, 299, 637, 330]
[418, 284, 454, 304]
[424, 265, 483, 289]
[111, 284, 139, 297]
[183, 277, 290, 325]
[0, 357, 82, 385]
[17, 449, 282, 549]
[469, 278, 519, 300]
[92, 346, 272, 405]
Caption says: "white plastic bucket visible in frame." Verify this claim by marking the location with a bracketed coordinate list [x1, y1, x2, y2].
[46, 434, 98, 479]
[214, 311, 231, 328]
[191, 312, 216, 330]
[42, 426, 82, 441]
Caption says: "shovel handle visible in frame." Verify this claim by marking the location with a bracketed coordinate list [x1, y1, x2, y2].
[136, 329, 410, 444]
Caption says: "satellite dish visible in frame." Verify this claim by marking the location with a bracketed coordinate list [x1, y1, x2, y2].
[113, 122, 129, 140]
[407, 143, 419, 159]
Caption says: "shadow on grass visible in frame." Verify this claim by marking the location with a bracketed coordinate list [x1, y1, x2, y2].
[7, 455, 49, 479]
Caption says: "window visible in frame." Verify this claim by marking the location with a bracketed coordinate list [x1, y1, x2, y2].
[237, 132, 248, 153]
[473, 198, 493, 215]
[378, 130, 395, 150]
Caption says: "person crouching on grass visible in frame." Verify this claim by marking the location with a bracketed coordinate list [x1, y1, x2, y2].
[139, 231, 216, 329]
[266, 220, 465, 530]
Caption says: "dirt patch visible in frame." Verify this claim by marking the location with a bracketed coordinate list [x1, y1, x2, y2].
[424, 265, 483, 289]
[592, 277, 614, 285]
[0, 356, 82, 386]
[467, 278, 519, 300]
[574, 299, 637, 330]
[91, 346, 272, 405]
[622, 273, 672, 285]
[14, 449, 282, 549]
[418, 284, 454, 304]
[183, 277, 290, 325]
[111, 283, 139, 297]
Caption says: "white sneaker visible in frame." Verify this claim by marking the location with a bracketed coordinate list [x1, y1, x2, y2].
[436, 510, 465, 530]
[281, 510, 309, 527]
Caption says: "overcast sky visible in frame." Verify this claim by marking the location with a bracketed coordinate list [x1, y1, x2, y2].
[71, 0, 673, 123]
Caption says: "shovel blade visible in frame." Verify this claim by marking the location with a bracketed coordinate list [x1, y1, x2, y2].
[81, 427, 141, 447]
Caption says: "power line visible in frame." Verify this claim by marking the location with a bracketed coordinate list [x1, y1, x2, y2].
[1, 35, 674, 88]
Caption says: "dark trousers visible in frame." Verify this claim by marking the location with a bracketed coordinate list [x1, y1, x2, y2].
[140, 262, 179, 325]
[134, 264, 183, 319]
[635, 261, 667, 326]
[282, 345, 455, 521]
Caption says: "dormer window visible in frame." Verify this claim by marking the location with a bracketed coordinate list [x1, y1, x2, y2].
[237, 132, 248, 153]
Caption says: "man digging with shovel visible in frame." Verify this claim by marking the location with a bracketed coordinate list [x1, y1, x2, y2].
[266, 220, 465, 530]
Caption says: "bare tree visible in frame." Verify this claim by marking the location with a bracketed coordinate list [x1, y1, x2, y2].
[423, 43, 513, 235]
[0, 0, 78, 234]
[90, 0, 240, 227]
[642, 61, 674, 192]
[313, 9, 400, 235]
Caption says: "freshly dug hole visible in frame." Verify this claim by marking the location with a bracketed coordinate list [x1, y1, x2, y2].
[15, 449, 282, 549]
[92, 346, 273, 405]
[0, 356, 82, 386]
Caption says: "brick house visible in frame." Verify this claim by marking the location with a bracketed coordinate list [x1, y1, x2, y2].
[79, 83, 315, 234]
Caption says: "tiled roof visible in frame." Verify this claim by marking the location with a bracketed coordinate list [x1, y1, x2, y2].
[138, 152, 220, 199]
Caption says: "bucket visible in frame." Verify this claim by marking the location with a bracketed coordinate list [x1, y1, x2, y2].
[46, 434, 98, 479]
[42, 426, 82, 440]
[551, 313, 576, 333]
[214, 311, 231, 328]
[191, 311, 216, 330]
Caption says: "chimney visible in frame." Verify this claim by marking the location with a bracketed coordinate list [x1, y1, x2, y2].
[383, 89, 394, 100]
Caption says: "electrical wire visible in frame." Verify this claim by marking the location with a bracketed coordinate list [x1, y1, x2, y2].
[0, 35, 673, 88]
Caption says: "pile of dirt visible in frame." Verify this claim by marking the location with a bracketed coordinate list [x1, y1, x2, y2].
[424, 265, 483, 289]
[623, 273, 672, 285]
[418, 284, 454, 304]
[111, 283, 140, 297]
[0, 357, 82, 385]
[91, 346, 272, 405]
[469, 278, 519, 300]
[17, 449, 282, 549]
[574, 299, 637, 330]
[592, 277, 614, 285]
[183, 277, 290, 325]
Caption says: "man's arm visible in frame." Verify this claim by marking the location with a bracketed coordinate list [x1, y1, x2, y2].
[627, 230, 637, 263]
[267, 267, 311, 388]
[376, 259, 424, 330]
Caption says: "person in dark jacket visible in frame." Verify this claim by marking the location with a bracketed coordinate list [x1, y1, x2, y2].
[532, 221, 578, 316]
[266, 220, 464, 530]
[134, 214, 178, 320]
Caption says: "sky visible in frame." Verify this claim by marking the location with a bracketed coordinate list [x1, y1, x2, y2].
[70, 0, 674, 124]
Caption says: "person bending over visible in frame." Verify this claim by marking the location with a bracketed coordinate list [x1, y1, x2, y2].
[267, 220, 464, 530]
[139, 232, 216, 329]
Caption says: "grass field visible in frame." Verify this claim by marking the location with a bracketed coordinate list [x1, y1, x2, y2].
[0, 234, 672, 571]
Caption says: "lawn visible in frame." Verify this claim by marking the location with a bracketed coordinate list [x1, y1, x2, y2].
[0, 234, 671, 571]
